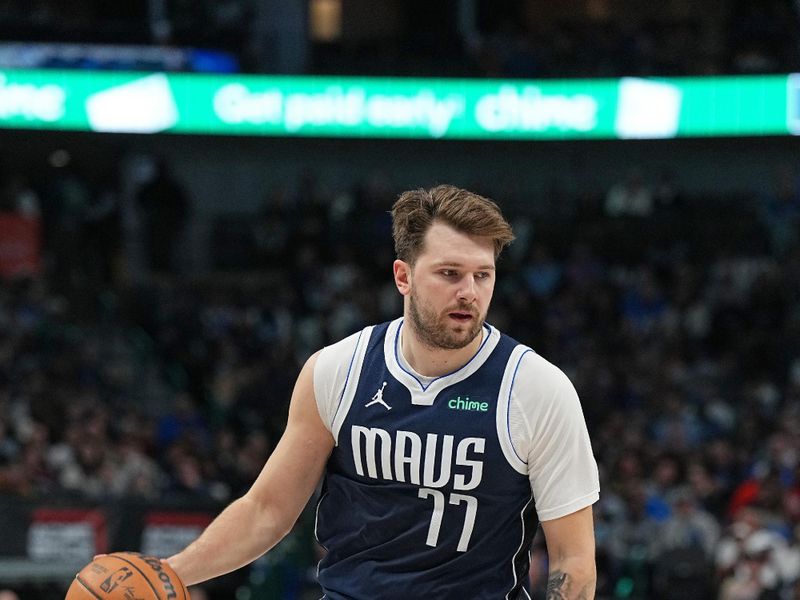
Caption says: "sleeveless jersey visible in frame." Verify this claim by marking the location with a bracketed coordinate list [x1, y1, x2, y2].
[315, 320, 537, 599]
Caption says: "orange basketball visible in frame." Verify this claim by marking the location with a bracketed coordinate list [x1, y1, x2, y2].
[65, 552, 190, 600]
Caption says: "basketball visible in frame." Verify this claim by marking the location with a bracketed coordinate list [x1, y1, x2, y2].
[65, 552, 190, 600]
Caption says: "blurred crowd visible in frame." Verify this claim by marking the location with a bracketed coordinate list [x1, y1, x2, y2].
[0, 0, 798, 77]
[2, 154, 800, 600]
[472, 0, 800, 79]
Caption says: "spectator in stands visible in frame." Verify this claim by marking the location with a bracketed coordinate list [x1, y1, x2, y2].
[650, 487, 719, 599]
[110, 417, 164, 499]
[58, 432, 114, 499]
[136, 158, 189, 273]
[605, 169, 655, 218]
[758, 163, 800, 257]
[658, 486, 721, 558]
[718, 529, 788, 600]
[0, 174, 41, 218]
[156, 392, 210, 453]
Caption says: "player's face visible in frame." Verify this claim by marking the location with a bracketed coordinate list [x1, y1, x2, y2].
[402, 222, 496, 350]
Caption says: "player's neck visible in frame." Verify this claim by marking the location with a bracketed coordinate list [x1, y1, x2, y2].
[400, 321, 484, 378]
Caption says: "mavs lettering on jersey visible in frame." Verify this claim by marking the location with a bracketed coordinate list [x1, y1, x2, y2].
[315, 320, 537, 600]
[351, 427, 484, 492]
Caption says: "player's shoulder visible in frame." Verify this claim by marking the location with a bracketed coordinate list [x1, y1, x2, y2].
[517, 348, 569, 380]
[313, 324, 379, 431]
[317, 326, 372, 371]
[316, 321, 394, 374]
[509, 344, 576, 403]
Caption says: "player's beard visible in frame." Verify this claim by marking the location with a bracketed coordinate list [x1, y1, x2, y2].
[408, 289, 484, 350]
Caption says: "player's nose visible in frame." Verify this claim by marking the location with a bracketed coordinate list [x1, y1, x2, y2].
[457, 277, 477, 303]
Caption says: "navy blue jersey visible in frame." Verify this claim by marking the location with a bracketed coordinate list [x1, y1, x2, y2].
[315, 320, 538, 599]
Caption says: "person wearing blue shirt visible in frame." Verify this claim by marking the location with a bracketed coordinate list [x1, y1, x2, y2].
[166, 184, 600, 599]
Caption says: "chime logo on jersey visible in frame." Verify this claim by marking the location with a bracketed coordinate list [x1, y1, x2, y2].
[447, 396, 489, 412]
[350, 426, 485, 489]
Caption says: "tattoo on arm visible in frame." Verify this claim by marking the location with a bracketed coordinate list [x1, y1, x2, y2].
[546, 571, 592, 600]
[546, 571, 568, 600]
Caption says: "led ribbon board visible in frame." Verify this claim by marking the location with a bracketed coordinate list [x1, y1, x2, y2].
[0, 69, 796, 139]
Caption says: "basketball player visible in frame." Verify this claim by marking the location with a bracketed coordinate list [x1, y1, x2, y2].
[166, 185, 600, 599]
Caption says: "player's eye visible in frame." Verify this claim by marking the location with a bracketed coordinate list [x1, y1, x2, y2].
[440, 269, 457, 278]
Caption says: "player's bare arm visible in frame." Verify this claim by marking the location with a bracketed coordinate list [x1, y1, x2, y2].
[541, 506, 597, 600]
[166, 351, 334, 586]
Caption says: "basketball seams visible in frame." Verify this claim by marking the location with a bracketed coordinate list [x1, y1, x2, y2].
[117, 553, 188, 600]
[74, 575, 104, 600]
[72, 554, 188, 600]
[177, 574, 189, 600]
[111, 554, 165, 600]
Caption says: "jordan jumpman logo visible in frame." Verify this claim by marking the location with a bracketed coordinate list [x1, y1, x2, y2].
[365, 381, 391, 410]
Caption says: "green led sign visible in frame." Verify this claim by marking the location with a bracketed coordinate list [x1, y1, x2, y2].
[0, 69, 796, 140]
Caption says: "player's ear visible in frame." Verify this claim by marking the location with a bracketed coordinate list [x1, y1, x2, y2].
[393, 259, 412, 296]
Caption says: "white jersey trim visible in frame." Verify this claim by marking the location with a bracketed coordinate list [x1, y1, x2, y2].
[330, 326, 373, 444]
[314, 490, 329, 572]
[505, 492, 535, 600]
[383, 317, 501, 406]
[314, 325, 374, 445]
[496, 344, 533, 476]
[536, 490, 600, 523]
[509, 351, 600, 521]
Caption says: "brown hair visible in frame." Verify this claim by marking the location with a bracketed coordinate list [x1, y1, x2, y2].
[391, 184, 515, 264]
